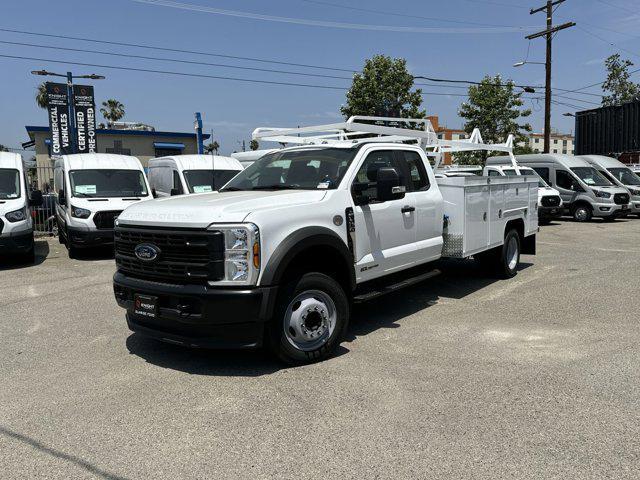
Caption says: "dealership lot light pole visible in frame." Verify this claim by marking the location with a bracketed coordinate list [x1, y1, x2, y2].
[31, 70, 105, 154]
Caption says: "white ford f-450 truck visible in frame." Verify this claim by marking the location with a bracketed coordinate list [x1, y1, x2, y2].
[113, 118, 537, 364]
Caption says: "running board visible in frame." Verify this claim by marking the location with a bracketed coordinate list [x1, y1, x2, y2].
[353, 269, 441, 303]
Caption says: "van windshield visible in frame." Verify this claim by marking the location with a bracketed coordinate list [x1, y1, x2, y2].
[607, 167, 640, 186]
[503, 168, 549, 187]
[221, 148, 356, 192]
[69, 169, 148, 197]
[570, 167, 612, 187]
[183, 170, 240, 193]
[0, 169, 20, 200]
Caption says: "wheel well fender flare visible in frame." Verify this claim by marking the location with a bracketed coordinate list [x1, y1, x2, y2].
[261, 226, 355, 289]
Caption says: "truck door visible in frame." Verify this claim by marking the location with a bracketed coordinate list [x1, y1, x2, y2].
[395, 150, 443, 264]
[350, 149, 417, 282]
[555, 169, 581, 205]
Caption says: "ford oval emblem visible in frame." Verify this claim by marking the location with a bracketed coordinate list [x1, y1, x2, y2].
[134, 243, 160, 262]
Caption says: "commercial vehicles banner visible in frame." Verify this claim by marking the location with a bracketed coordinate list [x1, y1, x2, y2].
[46, 82, 72, 158]
[73, 85, 98, 154]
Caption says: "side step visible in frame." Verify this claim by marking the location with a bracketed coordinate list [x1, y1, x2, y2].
[353, 268, 441, 303]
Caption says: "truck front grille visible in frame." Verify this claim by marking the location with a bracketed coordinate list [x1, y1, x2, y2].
[541, 196, 561, 207]
[93, 210, 123, 230]
[115, 226, 225, 284]
[614, 193, 630, 205]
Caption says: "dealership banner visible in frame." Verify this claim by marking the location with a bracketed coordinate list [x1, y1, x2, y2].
[73, 85, 98, 154]
[46, 82, 72, 157]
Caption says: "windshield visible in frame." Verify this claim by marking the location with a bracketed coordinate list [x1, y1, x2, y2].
[183, 170, 240, 193]
[69, 169, 148, 197]
[503, 168, 549, 188]
[570, 167, 612, 187]
[607, 167, 640, 186]
[0, 169, 20, 200]
[221, 148, 357, 191]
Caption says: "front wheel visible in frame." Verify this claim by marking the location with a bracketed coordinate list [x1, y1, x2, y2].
[268, 272, 349, 365]
[572, 204, 592, 222]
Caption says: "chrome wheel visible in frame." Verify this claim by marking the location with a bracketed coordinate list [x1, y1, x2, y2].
[574, 207, 589, 222]
[506, 235, 519, 271]
[283, 289, 337, 352]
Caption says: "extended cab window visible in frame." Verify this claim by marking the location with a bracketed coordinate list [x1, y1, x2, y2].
[487, 170, 502, 177]
[398, 150, 429, 191]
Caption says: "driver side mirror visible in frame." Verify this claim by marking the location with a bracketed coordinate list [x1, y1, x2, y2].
[376, 167, 406, 202]
[170, 188, 180, 196]
[30, 189, 43, 207]
[58, 190, 66, 206]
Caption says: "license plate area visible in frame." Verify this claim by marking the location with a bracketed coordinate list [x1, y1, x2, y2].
[134, 294, 158, 318]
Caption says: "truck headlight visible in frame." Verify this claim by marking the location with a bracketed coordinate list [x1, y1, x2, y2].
[592, 190, 611, 199]
[207, 223, 260, 285]
[5, 207, 27, 222]
[629, 189, 640, 196]
[71, 205, 91, 219]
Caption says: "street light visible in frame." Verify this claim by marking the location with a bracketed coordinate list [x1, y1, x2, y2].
[513, 61, 545, 67]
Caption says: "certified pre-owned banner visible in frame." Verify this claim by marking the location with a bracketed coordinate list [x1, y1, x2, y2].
[73, 85, 98, 154]
[46, 82, 72, 157]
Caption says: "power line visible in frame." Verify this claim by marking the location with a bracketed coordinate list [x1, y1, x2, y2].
[594, 0, 636, 15]
[576, 25, 640, 60]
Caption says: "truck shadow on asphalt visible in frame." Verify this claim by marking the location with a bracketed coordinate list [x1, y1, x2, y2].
[125, 258, 531, 376]
[0, 240, 49, 270]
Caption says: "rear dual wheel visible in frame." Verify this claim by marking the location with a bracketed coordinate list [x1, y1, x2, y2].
[268, 272, 349, 365]
[475, 229, 521, 279]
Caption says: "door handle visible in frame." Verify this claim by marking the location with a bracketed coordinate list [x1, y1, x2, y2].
[401, 205, 416, 214]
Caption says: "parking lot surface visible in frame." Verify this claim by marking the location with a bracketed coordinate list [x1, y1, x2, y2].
[1, 219, 639, 479]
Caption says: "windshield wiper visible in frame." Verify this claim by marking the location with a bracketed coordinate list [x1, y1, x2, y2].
[251, 184, 301, 191]
[74, 192, 94, 198]
[221, 186, 246, 192]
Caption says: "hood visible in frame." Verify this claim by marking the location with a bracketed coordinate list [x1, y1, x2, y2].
[69, 195, 153, 214]
[117, 190, 327, 228]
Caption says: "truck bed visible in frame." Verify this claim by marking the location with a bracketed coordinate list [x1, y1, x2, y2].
[437, 176, 538, 258]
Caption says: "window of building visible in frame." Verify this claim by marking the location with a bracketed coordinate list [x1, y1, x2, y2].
[105, 140, 132, 156]
[554, 139, 558, 144]
[155, 148, 182, 157]
[534, 138, 539, 143]
[563, 140, 567, 146]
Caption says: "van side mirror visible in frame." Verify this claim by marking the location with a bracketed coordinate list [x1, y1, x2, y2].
[30, 190, 43, 207]
[58, 190, 66, 206]
[151, 188, 158, 198]
[170, 188, 180, 196]
[376, 167, 405, 202]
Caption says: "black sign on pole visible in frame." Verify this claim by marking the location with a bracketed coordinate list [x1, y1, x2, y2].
[46, 82, 72, 157]
[73, 85, 98, 154]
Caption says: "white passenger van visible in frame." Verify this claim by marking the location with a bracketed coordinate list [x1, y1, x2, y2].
[54, 153, 151, 257]
[487, 154, 630, 222]
[147, 155, 243, 197]
[0, 152, 42, 262]
[483, 163, 563, 223]
[580, 155, 640, 216]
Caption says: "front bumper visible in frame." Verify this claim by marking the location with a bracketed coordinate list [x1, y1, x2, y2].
[0, 229, 34, 254]
[538, 206, 562, 219]
[591, 202, 627, 218]
[113, 272, 278, 349]
[68, 227, 115, 248]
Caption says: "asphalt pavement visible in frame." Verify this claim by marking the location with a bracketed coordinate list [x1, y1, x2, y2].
[1, 218, 639, 479]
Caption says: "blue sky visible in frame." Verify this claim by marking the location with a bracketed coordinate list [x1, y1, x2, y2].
[1, 0, 638, 155]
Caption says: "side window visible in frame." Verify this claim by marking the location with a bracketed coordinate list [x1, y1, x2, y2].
[532, 167, 550, 183]
[487, 170, 501, 177]
[172, 170, 184, 194]
[398, 150, 430, 191]
[556, 170, 575, 190]
[352, 150, 396, 203]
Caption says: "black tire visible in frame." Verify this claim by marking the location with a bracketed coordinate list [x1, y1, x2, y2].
[572, 204, 592, 222]
[267, 272, 349, 365]
[67, 233, 77, 259]
[58, 220, 66, 245]
[497, 229, 521, 279]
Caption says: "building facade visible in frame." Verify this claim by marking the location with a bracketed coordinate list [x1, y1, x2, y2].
[525, 132, 574, 155]
[427, 116, 469, 165]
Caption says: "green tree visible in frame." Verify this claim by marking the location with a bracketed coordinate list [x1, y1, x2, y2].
[341, 55, 425, 119]
[250, 139, 259, 151]
[457, 75, 532, 164]
[35, 82, 48, 110]
[100, 99, 125, 126]
[205, 140, 220, 155]
[602, 54, 640, 107]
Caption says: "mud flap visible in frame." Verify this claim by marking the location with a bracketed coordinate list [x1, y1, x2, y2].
[522, 234, 536, 255]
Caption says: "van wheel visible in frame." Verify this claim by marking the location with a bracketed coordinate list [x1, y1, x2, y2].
[572, 204, 592, 222]
[268, 272, 349, 365]
[58, 221, 65, 244]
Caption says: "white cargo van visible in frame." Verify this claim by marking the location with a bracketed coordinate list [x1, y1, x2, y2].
[0, 152, 42, 262]
[483, 164, 563, 223]
[54, 153, 151, 257]
[580, 155, 640, 216]
[487, 154, 630, 222]
[147, 155, 243, 197]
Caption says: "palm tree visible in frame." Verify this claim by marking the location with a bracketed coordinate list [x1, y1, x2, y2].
[205, 140, 220, 155]
[100, 99, 125, 126]
[250, 139, 259, 151]
[35, 83, 48, 110]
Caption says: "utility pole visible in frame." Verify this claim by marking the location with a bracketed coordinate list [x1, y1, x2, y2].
[526, 0, 575, 153]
